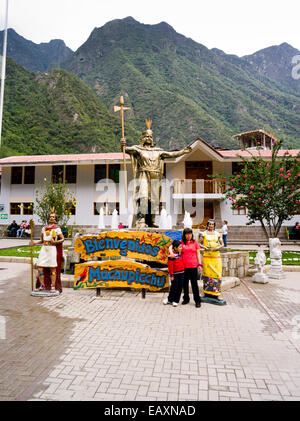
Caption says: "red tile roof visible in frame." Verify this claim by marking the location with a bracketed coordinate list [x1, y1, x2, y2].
[0, 145, 299, 166]
[219, 149, 300, 158]
[0, 153, 129, 165]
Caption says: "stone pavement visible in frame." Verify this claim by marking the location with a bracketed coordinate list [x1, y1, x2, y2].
[0, 238, 72, 250]
[0, 262, 299, 401]
[0, 238, 30, 249]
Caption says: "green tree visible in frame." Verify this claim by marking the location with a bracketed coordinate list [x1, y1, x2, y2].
[35, 179, 76, 228]
[222, 139, 300, 239]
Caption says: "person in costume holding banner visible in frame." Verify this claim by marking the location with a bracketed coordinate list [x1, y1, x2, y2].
[199, 219, 226, 305]
[31, 212, 64, 293]
[120, 119, 191, 228]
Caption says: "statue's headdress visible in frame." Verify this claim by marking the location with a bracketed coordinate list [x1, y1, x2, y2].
[49, 207, 57, 220]
[141, 118, 154, 146]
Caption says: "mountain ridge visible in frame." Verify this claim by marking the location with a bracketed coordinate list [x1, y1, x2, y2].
[62, 17, 300, 149]
[0, 28, 73, 72]
[0, 19, 299, 154]
[242, 42, 300, 94]
[0, 57, 138, 158]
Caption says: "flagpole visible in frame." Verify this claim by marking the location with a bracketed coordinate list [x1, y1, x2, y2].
[0, 0, 9, 149]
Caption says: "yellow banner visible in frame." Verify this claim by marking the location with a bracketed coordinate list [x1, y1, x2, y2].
[74, 231, 172, 264]
[74, 260, 169, 291]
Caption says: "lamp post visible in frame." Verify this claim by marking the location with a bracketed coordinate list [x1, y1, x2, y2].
[0, 0, 9, 149]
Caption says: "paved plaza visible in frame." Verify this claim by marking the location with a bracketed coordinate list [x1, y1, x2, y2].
[0, 260, 300, 401]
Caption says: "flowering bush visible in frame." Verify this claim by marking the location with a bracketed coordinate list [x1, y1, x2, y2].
[222, 139, 300, 239]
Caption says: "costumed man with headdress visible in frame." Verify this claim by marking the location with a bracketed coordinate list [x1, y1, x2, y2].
[121, 119, 191, 228]
[31, 211, 64, 293]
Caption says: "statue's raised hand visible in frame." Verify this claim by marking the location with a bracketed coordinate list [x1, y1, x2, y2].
[183, 146, 192, 154]
[120, 138, 127, 148]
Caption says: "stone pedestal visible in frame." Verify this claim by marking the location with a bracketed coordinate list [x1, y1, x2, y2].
[268, 238, 285, 280]
[31, 290, 60, 297]
[267, 265, 285, 279]
[253, 272, 269, 284]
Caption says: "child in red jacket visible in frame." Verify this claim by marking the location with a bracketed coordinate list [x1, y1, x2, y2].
[163, 240, 185, 307]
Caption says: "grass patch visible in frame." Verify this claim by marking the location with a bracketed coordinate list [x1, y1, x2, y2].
[0, 245, 68, 258]
[232, 250, 300, 266]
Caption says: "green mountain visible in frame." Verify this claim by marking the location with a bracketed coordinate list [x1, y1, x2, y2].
[0, 29, 73, 72]
[0, 57, 138, 157]
[243, 43, 300, 94]
[62, 17, 300, 149]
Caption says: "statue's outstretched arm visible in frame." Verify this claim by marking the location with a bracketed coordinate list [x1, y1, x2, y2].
[160, 145, 192, 159]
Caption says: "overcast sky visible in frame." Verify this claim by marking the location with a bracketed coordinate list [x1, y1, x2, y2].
[1, 0, 300, 56]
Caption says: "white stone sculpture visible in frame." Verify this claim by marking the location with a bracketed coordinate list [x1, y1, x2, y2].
[183, 211, 193, 228]
[127, 214, 133, 229]
[268, 237, 285, 279]
[111, 209, 119, 230]
[98, 207, 105, 229]
[167, 214, 173, 229]
[253, 247, 268, 284]
[159, 208, 168, 229]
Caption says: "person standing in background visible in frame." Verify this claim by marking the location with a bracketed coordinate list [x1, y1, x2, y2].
[222, 220, 228, 248]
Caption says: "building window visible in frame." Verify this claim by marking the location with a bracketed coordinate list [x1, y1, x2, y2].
[232, 162, 244, 175]
[11, 167, 23, 184]
[24, 167, 35, 184]
[94, 202, 119, 215]
[232, 206, 247, 215]
[52, 165, 64, 184]
[109, 164, 120, 183]
[52, 165, 77, 184]
[65, 202, 76, 215]
[10, 203, 21, 215]
[65, 165, 77, 184]
[11, 167, 35, 185]
[94, 202, 100, 216]
[23, 203, 34, 215]
[94, 165, 107, 183]
[94, 164, 120, 183]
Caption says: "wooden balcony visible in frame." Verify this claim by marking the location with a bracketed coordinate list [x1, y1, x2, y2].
[173, 179, 226, 195]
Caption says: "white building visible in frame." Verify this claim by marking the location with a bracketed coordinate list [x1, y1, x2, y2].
[0, 131, 299, 241]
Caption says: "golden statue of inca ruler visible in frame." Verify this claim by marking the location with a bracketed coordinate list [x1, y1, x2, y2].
[120, 118, 191, 228]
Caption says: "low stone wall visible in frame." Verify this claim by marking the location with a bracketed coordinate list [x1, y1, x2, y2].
[219, 251, 249, 278]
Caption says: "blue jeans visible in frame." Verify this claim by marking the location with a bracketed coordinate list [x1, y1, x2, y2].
[223, 234, 227, 247]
